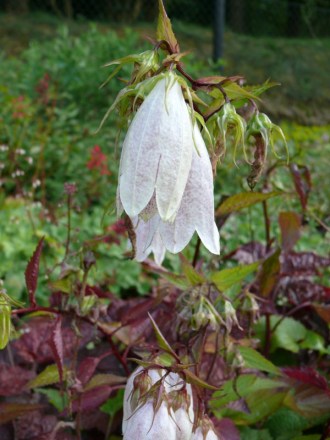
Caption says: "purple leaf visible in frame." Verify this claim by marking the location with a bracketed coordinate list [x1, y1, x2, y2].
[290, 163, 312, 211]
[281, 251, 330, 276]
[48, 315, 64, 385]
[0, 364, 35, 396]
[70, 385, 112, 414]
[25, 237, 44, 307]
[213, 418, 240, 440]
[283, 367, 329, 393]
[76, 357, 102, 387]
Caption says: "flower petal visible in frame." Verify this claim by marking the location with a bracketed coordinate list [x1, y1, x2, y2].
[133, 215, 161, 262]
[119, 79, 165, 217]
[155, 79, 194, 221]
[161, 125, 220, 254]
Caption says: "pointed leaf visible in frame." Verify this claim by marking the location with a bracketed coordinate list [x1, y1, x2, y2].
[37, 388, 68, 412]
[25, 237, 44, 307]
[238, 346, 281, 375]
[259, 248, 281, 297]
[84, 374, 126, 392]
[279, 211, 301, 252]
[211, 262, 259, 292]
[157, 0, 179, 52]
[0, 299, 11, 350]
[48, 316, 64, 385]
[26, 364, 67, 389]
[184, 369, 219, 390]
[148, 313, 178, 360]
[290, 163, 312, 211]
[217, 192, 282, 216]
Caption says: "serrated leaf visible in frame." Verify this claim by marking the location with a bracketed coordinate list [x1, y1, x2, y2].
[157, 0, 179, 52]
[211, 262, 259, 292]
[217, 191, 282, 216]
[290, 163, 312, 211]
[84, 374, 126, 392]
[148, 313, 178, 360]
[26, 364, 67, 389]
[238, 346, 281, 375]
[244, 80, 280, 98]
[25, 237, 44, 307]
[48, 316, 64, 385]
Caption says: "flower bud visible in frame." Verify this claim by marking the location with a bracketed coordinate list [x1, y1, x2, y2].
[123, 367, 195, 439]
[123, 400, 177, 440]
[191, 416, 219, 440]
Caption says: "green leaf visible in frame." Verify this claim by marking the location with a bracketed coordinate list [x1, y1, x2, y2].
[300, 330, 329, 354]
[157, 0, 179, 52]
[37, 388, 68, 412]
[26, 364, 67, 389]
[100, 389, 125, 416]
[148, 313, 178, 359]
[184, 369, 219, 391]
[0, 298, 11, 350]
[265, 408, 308, 439]
[217, 191, 282, 216]
[244, 80, 280, 98]
[181, 257, 206, 286]
[212, 374, 286, 409]
[243, 388, 288, 424]
[211, 262, 259, 292]
[240, 427, 273, 440]
[238, 346, 281, 375]
[272, 317, 307, 353]
[255, 316, 307, 353]
[84, 374, 126, 392]
[259, 248, 281, 297]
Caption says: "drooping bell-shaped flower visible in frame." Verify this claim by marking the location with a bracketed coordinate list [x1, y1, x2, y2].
[160, 124, 220, 255]
[133, 123, 220, 264]
[122, 366, 194, 440]
[118, 73, 194, 222]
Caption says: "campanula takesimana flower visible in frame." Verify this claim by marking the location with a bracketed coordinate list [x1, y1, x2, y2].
[132, 123, 220, 264]
[118, 73, 194, 222]
[123, 366, 194, 440]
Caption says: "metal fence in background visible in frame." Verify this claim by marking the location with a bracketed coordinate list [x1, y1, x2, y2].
[2, 0, 330, 36]
[1, 0, 330, 60]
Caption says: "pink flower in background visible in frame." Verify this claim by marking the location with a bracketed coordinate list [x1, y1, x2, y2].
[87, 145, 110, 176]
